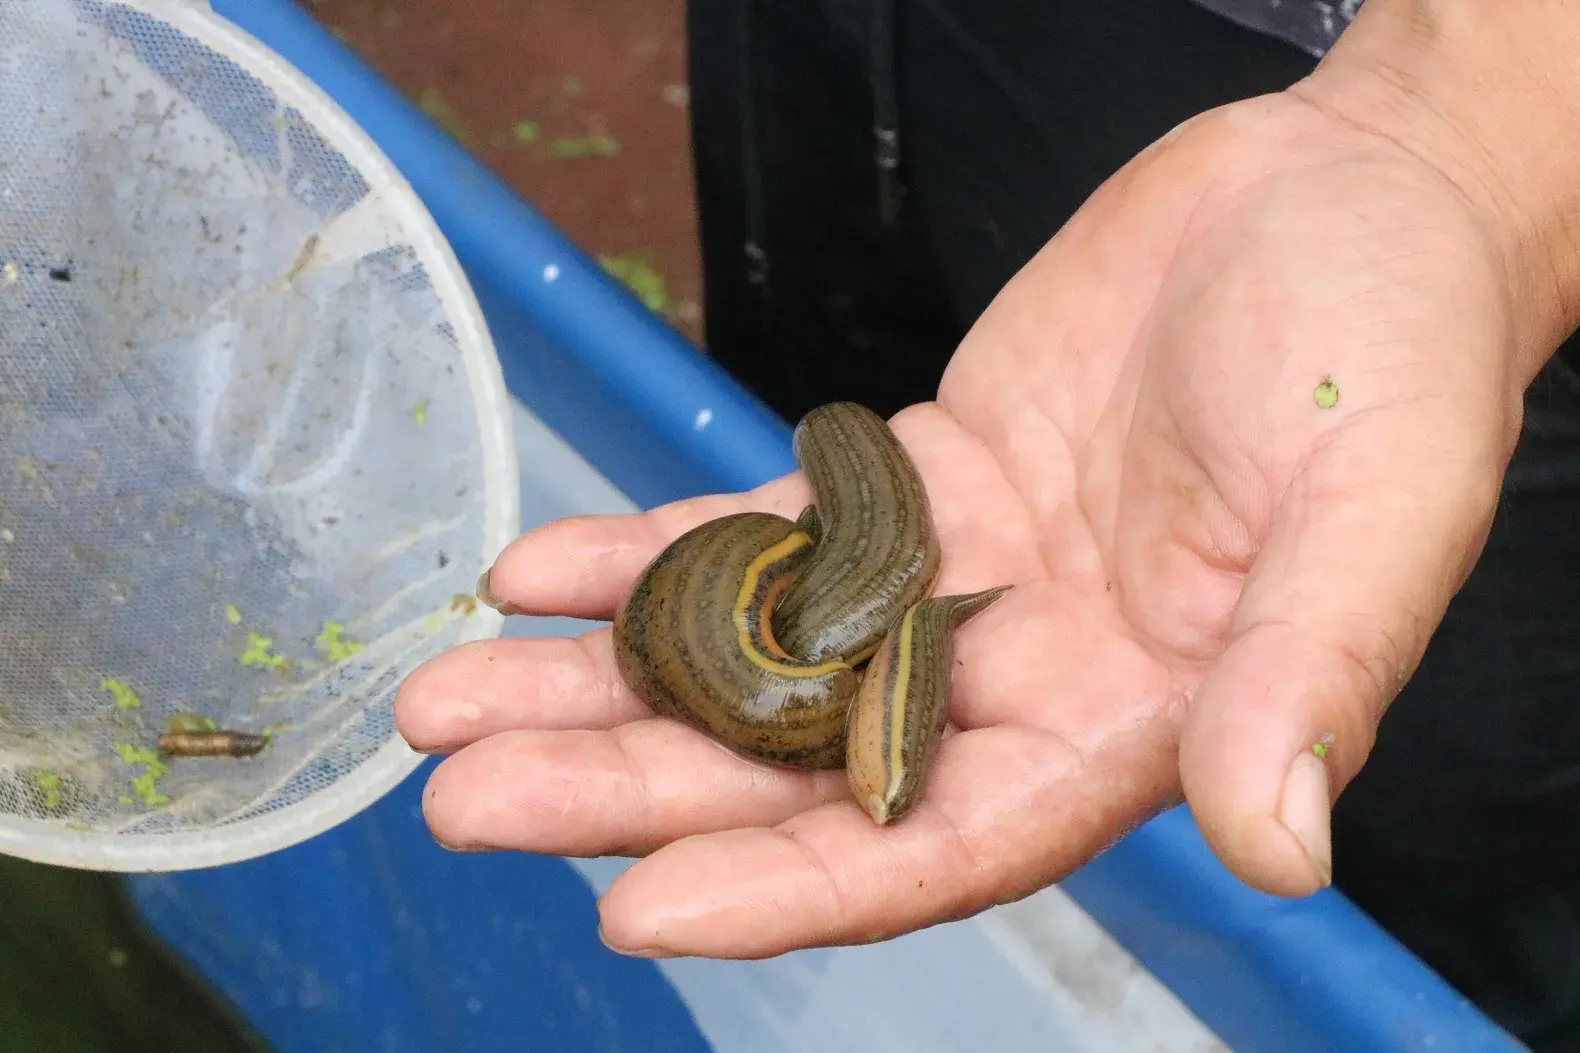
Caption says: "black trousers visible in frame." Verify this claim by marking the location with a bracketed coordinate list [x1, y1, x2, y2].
[685, 1, 1580, 1048]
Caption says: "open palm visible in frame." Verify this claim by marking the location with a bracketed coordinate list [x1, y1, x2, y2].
[395, 91, 1527, 959]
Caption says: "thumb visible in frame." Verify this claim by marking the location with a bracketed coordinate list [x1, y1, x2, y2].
[1177, 414, 1507, 897]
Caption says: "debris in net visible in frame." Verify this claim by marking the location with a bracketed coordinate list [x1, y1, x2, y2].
[239, 631, 289, 674]
[315, 620, 364, 662]
[33, 770, 61, 809]
[165, 713, 217, 735]
[101, 677, 141, 709]
[114, 742, 170, 807]
[285, 234, 319, 282]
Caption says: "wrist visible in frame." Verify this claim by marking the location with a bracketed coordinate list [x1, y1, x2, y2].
[1291, 0, 1580, 381]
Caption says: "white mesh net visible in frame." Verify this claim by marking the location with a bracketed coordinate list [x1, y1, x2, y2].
[0, 0, 518, 870]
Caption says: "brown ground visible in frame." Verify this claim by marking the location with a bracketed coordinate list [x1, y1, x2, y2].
[301, 0, 705, 344]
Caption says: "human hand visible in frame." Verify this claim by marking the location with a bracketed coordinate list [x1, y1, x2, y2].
[393, 62, 1564, 957]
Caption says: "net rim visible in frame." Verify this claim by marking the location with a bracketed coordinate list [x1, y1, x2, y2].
[0, 0, 521, 872]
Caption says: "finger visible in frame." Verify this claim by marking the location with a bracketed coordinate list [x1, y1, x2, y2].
[885, 404, 1047, 593]
[480, 482, 817, 621]
[477, 402, 1001, 622]
[1178, 418, 1504, 897]
[595, 722, 1181, 959]
[419, 720, 849, 858]
[395, 628, 652, 752]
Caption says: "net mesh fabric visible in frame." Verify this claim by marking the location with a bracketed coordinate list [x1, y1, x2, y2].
[0, 0, 514, 868]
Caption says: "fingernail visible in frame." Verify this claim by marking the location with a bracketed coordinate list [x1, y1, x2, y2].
[475, 567, 524, 616]
[1279, 751, 1333, 888]
[597, 920, 670, 958]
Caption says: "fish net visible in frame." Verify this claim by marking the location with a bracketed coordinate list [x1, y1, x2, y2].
[0, 0, 517, 870]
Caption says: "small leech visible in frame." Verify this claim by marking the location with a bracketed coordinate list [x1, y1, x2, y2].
[157, 729, 270, 757]
[613, 511, 858, 770]
[846, 586, 1012, 824]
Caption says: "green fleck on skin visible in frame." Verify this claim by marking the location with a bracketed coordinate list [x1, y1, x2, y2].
[239, 631, 288, 672]
[414, 399, 429, 425]
[599, 251, 670, 314]
[101, 677, 140, 709]
[316, 620, 365, 662]
[1312, 742, 1329, 758]
[225, 603, 242, 624]
[1314, 376, 1339, 409]
[513, 119, 540, 143]
[34, 770, 61, 809]
[544, 134, 620, 159]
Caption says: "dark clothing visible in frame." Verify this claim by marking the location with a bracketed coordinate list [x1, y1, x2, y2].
[684, 1, 1580, 1048]
[1188, 0, 1360, 57]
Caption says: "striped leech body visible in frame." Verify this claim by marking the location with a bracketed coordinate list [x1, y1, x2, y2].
[770, 401, 942, 664]
[845, 586, 1011, 822]
[612, 401, 1011, 823]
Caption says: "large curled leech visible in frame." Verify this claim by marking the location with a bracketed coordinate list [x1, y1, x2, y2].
[612, 511, 859, 770]
[612, 401, 1012, 822]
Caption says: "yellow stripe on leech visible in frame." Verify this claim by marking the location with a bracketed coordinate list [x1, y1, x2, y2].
[885, 605, 919, 798]
[733, 531, 849, 677]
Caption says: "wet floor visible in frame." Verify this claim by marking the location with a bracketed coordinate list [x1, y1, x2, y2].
[304, 0, 704, 345]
